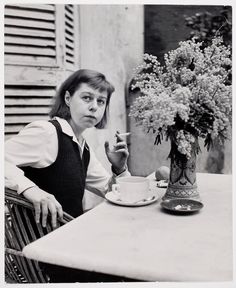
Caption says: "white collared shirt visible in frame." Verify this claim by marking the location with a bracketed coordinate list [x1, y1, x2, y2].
[5, 117, 130, 209]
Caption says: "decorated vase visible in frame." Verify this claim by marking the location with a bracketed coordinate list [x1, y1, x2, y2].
[162, 138, 201, 201]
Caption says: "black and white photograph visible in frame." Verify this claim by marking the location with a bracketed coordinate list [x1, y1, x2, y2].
[1, 0, 235, 287]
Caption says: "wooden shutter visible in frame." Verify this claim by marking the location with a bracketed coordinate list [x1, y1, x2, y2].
[64, 4, 79, 70]
[5, 85, 55, 137]
[4, 4, 79, 139]
[4, 4, 57, 66]
[65, 5, 75, 67]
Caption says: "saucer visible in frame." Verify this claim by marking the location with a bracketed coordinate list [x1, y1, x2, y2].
[161, 198, 203, 214]
[105, 192, 158, 207]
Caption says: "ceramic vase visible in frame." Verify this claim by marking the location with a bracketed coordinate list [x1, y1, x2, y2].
[162, 138, 201, 201]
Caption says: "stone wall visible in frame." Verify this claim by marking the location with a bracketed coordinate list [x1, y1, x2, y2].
[79, 5, 144, 173]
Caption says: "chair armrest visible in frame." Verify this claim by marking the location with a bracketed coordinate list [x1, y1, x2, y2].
[5, 188, 74, 223]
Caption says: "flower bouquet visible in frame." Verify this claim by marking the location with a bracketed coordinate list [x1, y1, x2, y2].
[130, 37, 232, 201]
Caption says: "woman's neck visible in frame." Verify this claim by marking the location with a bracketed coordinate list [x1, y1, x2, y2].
[68, 119, 84, 143]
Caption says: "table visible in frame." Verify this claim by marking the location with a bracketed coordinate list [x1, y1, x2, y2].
[22, 173, 233, 282]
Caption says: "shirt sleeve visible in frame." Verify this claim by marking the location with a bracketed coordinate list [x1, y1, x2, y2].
[5, 120, 58, 194]
[85, 146, 131, 197]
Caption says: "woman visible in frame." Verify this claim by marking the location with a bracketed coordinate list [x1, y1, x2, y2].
[5, 69, 130, 282]
[5, 69, 130, 224]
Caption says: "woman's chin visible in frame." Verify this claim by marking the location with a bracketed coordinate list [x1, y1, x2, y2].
[84, 123, 96, 129]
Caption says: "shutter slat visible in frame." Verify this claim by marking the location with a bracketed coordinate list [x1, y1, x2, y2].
[65, 5, 74, 14]
[65, 41, 74, 50]
[65, 12, 73, 23]
[65, 18, 73, 29]
[5, 36, 56, 47]
[5, 88, 55, 97]
[5, 98, 53, 106]
[6, 4, 55, 12]
[5, 107, 50, 114]
[5, 18, 55, 30]
[5, 125, 28, 134]
[66, 49, 74, 57]
[5, 45, 56, 56]
[5, 27, 55, 38]
[5, 115, 49, 124]
[65, 55, 74, 64]
[65, 25, 74, 36]
[5, 55, 56, 65]
[5, 7, 55, 21]
[64, 5, 75, 67]
[65, 33, 74, 42]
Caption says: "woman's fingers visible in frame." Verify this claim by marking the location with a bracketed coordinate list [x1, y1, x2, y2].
[34, 202, 41, 224]
[55, 202, 64, 221]
[115, 133, 123, 143]
[115, 131, 130, 142]
[48, 201, 58, 229]
[44, 195, 63, 228]
[39, 199, 63, 228]
[23, 186, 64, 228]
[113, 142, 127, 150]
[113, 142, 129, 157]
[41, 200, 49, 227]
[114, 148, 129, 156]
[105, 131, 129, 174]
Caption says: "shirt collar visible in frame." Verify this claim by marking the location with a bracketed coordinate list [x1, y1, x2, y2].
[54, 117, 86, 151]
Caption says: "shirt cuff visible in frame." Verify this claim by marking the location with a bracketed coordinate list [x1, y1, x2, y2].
[14, 177, 37, 194]
[113, 168, 131, 178]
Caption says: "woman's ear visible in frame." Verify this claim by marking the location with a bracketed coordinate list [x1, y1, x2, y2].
[65, 91, 71, 107]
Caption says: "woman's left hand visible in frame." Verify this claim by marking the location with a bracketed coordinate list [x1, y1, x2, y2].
[104, 131, 129, 175]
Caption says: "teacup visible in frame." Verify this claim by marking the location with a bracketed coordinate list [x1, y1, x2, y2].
[112, 176, 149, 203]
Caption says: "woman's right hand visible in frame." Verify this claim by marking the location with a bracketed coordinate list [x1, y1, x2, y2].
[22, 186, 63, 229]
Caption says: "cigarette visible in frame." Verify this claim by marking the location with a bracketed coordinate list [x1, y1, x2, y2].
[118, 132, 131, 137]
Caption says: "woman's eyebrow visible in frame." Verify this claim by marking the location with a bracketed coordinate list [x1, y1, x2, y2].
[81, 92, 93, 95]
[81, 91, 107, 99]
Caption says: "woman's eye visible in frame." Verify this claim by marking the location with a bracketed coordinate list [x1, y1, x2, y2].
[97, 99, 106, 106]
[82, 96, 92, 102]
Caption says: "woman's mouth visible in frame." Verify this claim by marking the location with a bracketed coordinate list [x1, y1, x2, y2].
[84, 115, 97, 120]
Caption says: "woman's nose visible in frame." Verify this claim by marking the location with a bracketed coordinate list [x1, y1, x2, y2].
[89, 99, 98, 111]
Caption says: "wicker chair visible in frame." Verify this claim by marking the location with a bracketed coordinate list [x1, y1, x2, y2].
[5, 188, 74, 283]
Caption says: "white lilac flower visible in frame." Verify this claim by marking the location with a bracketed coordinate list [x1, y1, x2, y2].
[130, 36, 232, 158]
[176, 130, 195, 159]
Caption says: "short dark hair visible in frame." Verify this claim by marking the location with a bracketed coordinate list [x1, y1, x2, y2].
[49, 69, 115, 129]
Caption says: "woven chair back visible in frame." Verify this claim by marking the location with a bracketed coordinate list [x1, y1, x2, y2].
[5, 188, 74, 283]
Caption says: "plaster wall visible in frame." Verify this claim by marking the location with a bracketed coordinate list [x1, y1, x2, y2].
[79, 5, 144, 173]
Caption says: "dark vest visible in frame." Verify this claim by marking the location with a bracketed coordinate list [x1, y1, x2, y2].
[21, 119, 90, 218]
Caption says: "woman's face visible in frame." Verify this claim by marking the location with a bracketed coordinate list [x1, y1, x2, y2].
[65, 83, 108, 133]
